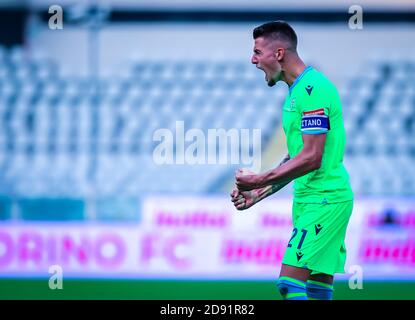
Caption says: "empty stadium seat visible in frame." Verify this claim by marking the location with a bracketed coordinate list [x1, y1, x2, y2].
[0, 46, 413, 222]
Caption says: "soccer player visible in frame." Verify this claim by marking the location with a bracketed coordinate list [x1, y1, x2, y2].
[231, 21, 353, 300]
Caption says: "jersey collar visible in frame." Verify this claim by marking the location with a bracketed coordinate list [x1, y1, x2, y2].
[289, 66, 313, 95]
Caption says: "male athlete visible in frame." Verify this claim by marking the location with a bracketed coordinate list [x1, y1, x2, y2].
[231, 21, 353, 300]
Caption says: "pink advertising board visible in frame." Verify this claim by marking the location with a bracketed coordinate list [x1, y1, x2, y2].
[0, 196, 414, 279]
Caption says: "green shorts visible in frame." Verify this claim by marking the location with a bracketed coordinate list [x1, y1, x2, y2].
[281, 200, 353, 276]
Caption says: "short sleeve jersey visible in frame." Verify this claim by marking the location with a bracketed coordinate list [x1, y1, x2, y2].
[282, 66, 353, 204]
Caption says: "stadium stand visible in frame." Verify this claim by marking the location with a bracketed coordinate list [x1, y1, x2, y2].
[0, 46, 281, 201]
[0, 45, 414, 220]
[342, 58, 415, 196]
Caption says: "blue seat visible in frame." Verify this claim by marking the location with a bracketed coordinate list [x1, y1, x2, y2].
[95, 197, 141, 222]
[18, 198, 85, 221]
[0, 196, 12, 220]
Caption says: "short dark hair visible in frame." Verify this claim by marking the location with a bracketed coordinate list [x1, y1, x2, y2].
[253, 21, 298, 51]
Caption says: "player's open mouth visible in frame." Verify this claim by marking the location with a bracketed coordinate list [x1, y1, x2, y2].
[256, 66, 266, 78]
[262, 70, 268, 81]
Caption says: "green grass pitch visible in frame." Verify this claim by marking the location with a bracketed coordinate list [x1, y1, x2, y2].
[0, 279, 414, 300]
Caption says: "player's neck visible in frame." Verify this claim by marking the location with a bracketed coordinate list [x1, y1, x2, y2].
[283, 58, 307, 87]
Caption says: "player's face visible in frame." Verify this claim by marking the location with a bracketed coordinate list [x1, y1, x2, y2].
[251, 37, 281, 87]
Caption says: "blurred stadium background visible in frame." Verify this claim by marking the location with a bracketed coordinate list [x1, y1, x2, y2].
[0, 0, 415, 299]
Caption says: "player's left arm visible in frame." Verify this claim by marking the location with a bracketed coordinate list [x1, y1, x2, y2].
[236, 133, 326, 191]
[236, 81, 331, 191]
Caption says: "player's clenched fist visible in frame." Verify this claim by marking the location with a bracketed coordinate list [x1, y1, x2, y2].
[230, 187, 258, 210]
[235, 168, 262, 191]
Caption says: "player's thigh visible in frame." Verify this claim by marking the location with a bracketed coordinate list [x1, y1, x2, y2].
[280, 264, 311, 282]
[308, 273, 334, 285]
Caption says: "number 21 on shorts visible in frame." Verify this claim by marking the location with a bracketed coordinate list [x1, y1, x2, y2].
[287, 228, 308, 250]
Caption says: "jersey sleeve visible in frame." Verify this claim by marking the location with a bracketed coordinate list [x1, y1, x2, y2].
[298, 84, 331, 135]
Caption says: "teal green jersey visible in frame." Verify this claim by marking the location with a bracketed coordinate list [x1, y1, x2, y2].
[282, 66, 353, 204]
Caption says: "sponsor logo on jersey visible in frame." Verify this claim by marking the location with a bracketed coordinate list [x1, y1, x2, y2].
[296, 251, 304, 261]
[315, 224, 323, 235]
[305, 85, 313, 96]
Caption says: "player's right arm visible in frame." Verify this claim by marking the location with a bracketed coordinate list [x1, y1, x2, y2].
[231, 154, 291, 211]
